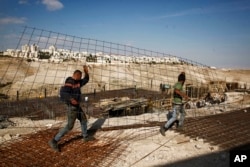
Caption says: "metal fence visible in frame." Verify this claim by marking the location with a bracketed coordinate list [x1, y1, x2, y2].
[0, 26, 250, 167]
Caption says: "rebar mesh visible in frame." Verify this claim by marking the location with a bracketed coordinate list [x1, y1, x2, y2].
[0, 26, 249, 166]
[1, 26, 220, 100]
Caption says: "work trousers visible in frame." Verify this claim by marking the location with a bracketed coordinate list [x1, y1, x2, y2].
[54, 104, 87, 141]
[164, 104, 186, 129]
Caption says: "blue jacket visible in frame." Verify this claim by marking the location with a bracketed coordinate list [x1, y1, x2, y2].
[60, 74, 89, 105]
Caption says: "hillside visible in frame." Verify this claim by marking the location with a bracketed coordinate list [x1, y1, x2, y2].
[0, 57, 250, 100]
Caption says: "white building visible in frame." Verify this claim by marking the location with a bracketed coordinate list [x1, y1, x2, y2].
[3, 44, 181, 65]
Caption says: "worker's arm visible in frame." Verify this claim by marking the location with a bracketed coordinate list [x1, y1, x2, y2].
[80, 65, 89, 86]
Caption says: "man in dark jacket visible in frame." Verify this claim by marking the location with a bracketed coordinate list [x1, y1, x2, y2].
[48, 65, 91, 152]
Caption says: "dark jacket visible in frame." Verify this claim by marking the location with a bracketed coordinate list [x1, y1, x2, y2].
[60, 74, 89, 105]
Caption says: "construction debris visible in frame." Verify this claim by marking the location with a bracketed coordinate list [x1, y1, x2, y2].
[95, 97, 149, 116]
[0, 115, 15, 129]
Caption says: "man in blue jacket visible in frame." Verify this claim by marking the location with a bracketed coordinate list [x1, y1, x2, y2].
[48, 65, 91, 152]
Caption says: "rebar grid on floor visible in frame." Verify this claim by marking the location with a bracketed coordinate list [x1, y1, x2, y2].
[0, 129, 128, 167]
[1, 107, 249, 166]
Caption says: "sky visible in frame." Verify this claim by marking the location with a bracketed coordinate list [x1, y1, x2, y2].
[0, 0, 250, 69]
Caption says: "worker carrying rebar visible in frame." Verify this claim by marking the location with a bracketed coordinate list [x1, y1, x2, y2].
[160, 72, 189, 136]
[48, 65, 93, 152]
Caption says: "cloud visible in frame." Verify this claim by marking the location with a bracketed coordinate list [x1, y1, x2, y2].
[150, 1, 250, 20]
[18, 0, 28, 5]
[41, 0, 64, 11]
[0, 17, 27, 25]
[158, 8, 204, 19]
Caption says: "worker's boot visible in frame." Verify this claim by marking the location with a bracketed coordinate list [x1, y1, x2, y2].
[82, 135, 95, 142]
[48, 139, 60, 152]
[159, 125, 168, 136]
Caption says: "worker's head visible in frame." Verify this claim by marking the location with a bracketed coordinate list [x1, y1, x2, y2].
[73, 70, 82, 80]
[178, 72, 186, 84]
